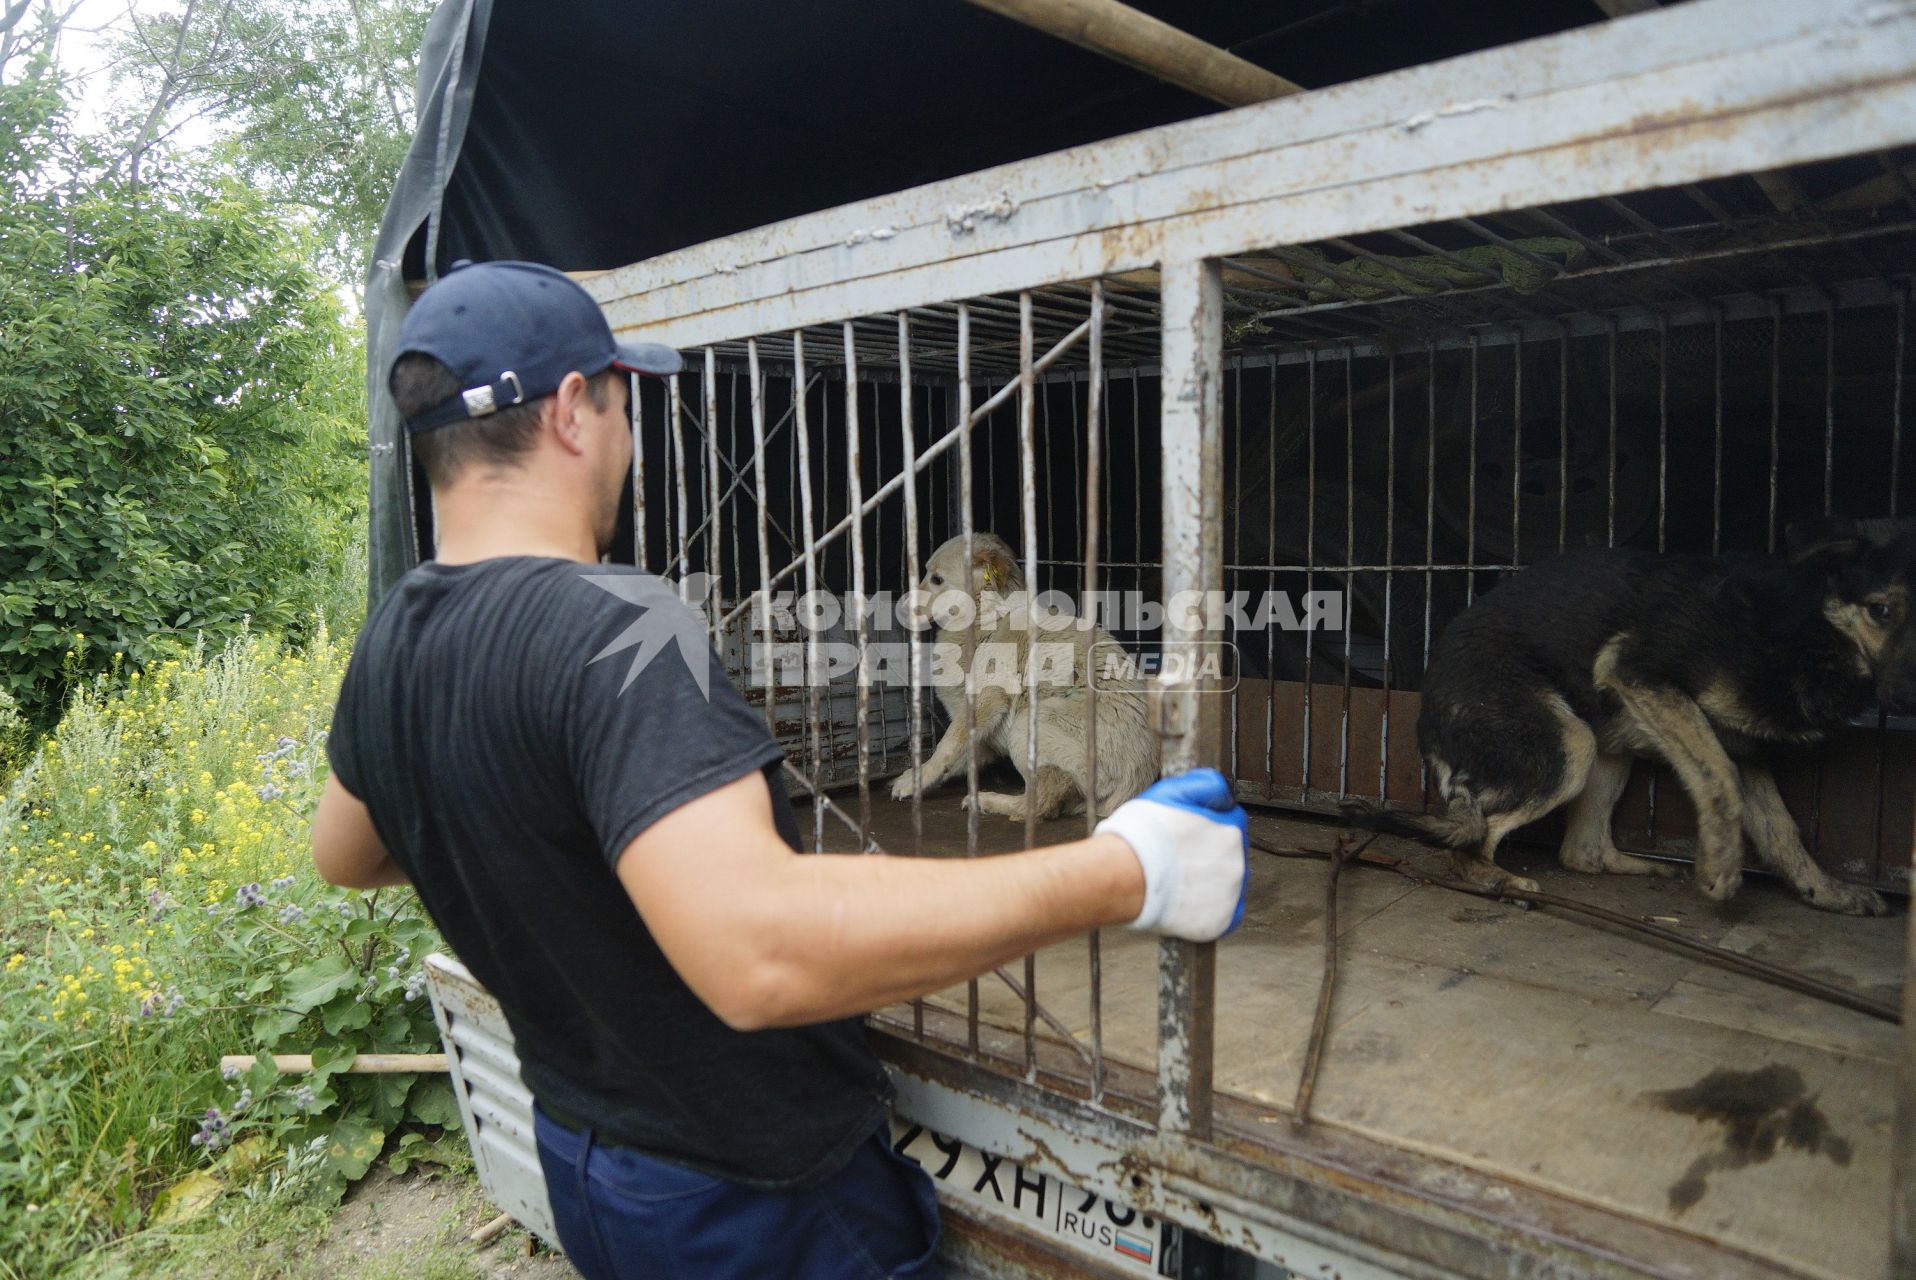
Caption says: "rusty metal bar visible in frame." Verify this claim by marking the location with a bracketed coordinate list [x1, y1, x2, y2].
[899, 313, 926, 1041]
[1083, 280, 1107, 1105]
[1466, 336, 1480, 604]
[669, 374, 691, 600]
[792, 332, 826, 854]
[958, 306, 983, 1059]
[1302, 347, 1317, 788]
[1511, 329, 1524, 567]
[1770, 301, 1783, 550]
[630, 372, 647, 571]
[1156, 256, 1223, 1139]
[844, 322, 873, 841]
[1018, 291, 1041, 1081]
[1264, 348, 1279, 803]
[1896, 288, 1908, 519]
[1339, 352, 1354, 799]
[747, 341, 775, 736]
[704, 348, 724, 644]
[1713, 309, 1725, 555]
[1826, 299, 1838, 516]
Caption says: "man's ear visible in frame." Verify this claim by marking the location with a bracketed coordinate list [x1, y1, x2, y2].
[548, 370, 592, 454]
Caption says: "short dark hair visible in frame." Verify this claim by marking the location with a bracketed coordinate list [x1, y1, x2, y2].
[390, 353, 622, 487]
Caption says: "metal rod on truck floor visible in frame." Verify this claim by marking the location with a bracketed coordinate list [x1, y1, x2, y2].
[1252, 840, 1901, 1025]
[1293, 832, 1369, 1129]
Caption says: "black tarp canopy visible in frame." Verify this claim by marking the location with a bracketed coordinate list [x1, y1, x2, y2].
[365, 0, 1608, 600]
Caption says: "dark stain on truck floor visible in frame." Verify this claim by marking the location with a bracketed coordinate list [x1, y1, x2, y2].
[1645, 1064, 1852, 1214]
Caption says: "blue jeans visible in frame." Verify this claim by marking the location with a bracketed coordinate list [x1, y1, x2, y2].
[533, 1104, 942, 1280]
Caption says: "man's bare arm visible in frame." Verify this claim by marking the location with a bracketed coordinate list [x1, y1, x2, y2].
[311, 774, 411, 889]
[615, 769, 1145, 1031]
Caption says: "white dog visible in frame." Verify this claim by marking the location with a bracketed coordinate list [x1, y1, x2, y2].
[890, 533, 1158, 821]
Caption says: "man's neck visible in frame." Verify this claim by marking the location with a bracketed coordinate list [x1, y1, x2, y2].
[430, 477, 602, 566]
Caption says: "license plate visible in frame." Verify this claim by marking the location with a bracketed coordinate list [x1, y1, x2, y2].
[890, 1119, 1165, 1276]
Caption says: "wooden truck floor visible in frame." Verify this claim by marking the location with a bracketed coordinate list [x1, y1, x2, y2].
[809, 793, 1904, 1279]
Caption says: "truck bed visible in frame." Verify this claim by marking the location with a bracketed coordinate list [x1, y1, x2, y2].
[813, 793, 1903, 1279]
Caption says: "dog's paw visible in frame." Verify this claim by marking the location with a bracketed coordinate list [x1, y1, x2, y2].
[889, 773, 920, 802]
[1806, 880, 1890, 916]
[1696, 865, 1743, 902]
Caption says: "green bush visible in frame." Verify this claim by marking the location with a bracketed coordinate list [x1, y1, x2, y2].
[0, 64, 366, 732]
[0, 628, 454, 1278]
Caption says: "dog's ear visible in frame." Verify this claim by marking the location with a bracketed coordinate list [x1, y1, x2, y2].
[973, 538, 1022, 592]
[1786, 516, 1867, 565]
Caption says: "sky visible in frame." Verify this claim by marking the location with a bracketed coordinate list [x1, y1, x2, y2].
[41, 0, 218, 149]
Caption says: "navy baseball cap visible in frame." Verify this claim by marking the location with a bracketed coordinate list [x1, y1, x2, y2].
[392, 260, 682, 434]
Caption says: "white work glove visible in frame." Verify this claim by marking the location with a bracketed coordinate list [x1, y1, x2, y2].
[1094, 768, 1250, 941]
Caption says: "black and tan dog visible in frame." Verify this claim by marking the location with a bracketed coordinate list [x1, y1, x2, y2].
[1350, 517, 1916, 914]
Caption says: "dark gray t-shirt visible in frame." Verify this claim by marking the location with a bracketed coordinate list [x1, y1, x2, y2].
[325, 556, 891, 1188]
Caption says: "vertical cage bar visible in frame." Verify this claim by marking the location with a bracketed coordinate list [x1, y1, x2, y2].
[728, 370, 745, 651]
[1558, 328, 1570, 555]
[1379, 351, 1396, 802]
[631, 372, 647, 571]
[747, 342, 775, 737]
[1156, 257, 1223, 1140]
[1511, 330, 1524, 567]
[1712, 311, 1725, 555]
[1084, 282, 1107, 1105]
[1230, 356, 1245, 786]
[1302, 347, 1317, 793]
[844, 323, 872, 841]
[1018, 292, 1040, 1081]
[792, 333, 826, 854]
[704, 349, 723, 644]
[1657, 316, 1669, 552]
[1771, 303, 1783, 552]
[1421, 342, 1437, 802]
[898, 314, 926, 1043]
[958, 307, 982, 1058]
[1466, 337, 1480, 604]
[1895, 289, 1908, 518]
[1264, 347, 1278, 803]
[1338, 352, 1354, 800]
[1826, 300, 1838, 516]
[1606, 321, 1618, 547]
[670, 375, 691, 595]
[899, 314, 925, 856]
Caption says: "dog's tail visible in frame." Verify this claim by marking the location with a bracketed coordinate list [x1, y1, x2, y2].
[1339, 795, 1486, 850]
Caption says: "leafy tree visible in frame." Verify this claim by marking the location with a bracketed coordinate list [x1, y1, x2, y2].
[0, 50, 366, 729]
[107, 0, 435, 282]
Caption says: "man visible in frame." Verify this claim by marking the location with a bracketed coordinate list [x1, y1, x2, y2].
[312, 260, 1249, 1280]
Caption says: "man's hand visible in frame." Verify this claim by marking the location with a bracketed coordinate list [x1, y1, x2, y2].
[311, 774, 410, 889]
[1094, 768, 1249, 941]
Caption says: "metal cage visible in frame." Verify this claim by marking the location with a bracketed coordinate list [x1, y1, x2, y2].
[402, 3, 1916, 1275]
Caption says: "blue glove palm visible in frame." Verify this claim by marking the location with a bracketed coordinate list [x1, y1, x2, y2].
[1095, 767, 1250, 940]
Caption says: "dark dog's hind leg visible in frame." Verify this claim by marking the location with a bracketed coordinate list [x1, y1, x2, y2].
[1455, 697, 1597, 896]
[1739, 763, 1888, 915]
[1595, 648, 1745, 902]
[1559, 752, 1674, 877]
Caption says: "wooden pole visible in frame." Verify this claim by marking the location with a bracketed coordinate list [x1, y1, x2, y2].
[961, 0, 1300, 108]
[219, 1052, 449, 1075]
[470, 1212, 513, 1247]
